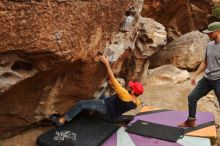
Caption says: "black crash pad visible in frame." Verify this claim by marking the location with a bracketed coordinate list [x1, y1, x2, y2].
[94, 112, 134, 124]
[36, 114, 119, 146]
[126, 120, 184, 142]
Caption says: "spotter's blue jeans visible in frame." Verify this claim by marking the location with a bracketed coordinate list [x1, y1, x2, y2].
[188, 77, 220, 119]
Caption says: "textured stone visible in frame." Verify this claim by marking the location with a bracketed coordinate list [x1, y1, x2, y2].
[135, 17, 167, 58]
[145, 64, 190, 86]
[141, 0, 212, 40]
[149, 31, 210, 70]
[103, 15, 167, 82]
[124, 17, 167, 81]
[0, 54, 37, 93]
[0, 0, 136, 62]
[0, 0, 142, 139]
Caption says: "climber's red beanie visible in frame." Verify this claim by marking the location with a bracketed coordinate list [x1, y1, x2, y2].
[128, 81, 144, 96]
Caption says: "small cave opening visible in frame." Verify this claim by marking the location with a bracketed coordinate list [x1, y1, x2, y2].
[138, 34, 154, 44]
[11, 60, 33, 71]
[125, 8, 136, 16]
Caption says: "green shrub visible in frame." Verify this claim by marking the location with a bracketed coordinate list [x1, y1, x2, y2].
[212, 6, 220, 19]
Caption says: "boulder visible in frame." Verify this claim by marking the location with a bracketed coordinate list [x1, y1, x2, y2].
[0, 0, 144, 139]
[141, 0, 213, 40]
[145, 64, 190, 86]
[123, 17, 167, 81]
[149, 31, 210, 70]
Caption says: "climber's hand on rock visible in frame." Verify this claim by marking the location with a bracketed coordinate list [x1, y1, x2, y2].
[100, 55, 109, 65]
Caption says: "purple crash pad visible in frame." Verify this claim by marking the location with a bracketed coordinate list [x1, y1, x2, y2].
[102, 129, 182, 146]
[102, 111, 214, 146]
[102, 131, 117, 146]
[129, 111, 214, 128]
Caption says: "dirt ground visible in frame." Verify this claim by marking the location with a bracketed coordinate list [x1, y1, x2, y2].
[2, 73, 220, 146]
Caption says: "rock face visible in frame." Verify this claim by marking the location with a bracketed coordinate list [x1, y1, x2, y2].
[0, 0, 168, 139]
[0, 54, 37, 92]
[0, 0, 136, 62]
[135, 17, 167, 58]
[0, 0, 143, 139]
[123, 17, 167, 81]
[141, 0, 213, 40]
[101, 15, 167, 82]
[145, 64, 190, 86]
[149, 31, 210, 70]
